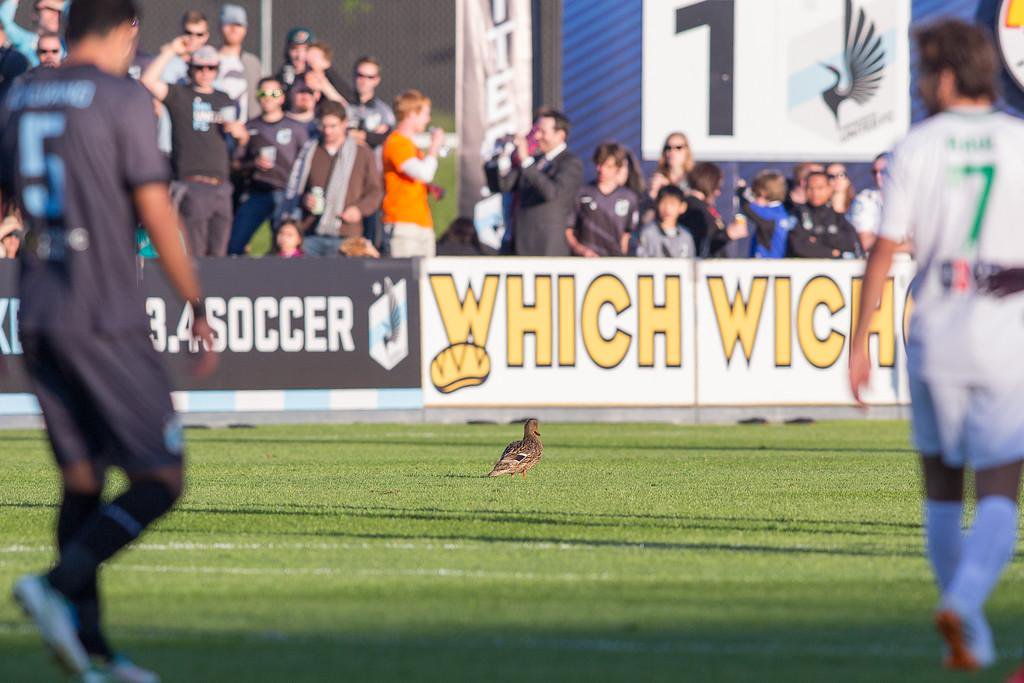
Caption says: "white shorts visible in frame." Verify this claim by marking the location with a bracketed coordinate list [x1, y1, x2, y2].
[910, 370, 1024, 470]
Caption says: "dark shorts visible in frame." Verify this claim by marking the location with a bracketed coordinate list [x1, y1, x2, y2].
[21, 330, 183, 474]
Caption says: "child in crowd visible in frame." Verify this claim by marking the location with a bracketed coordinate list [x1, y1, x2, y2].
[276, 220, 304, 257]
[737, 170, 797, 259]
[566, 142, 638, 257]
[634, 185, 695, 258]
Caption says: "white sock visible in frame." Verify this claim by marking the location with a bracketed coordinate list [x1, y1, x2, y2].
[925, 499, 963, 593]
[944, 496, 1018, 615]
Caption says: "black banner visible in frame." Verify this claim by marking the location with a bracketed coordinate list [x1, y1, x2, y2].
[0, 258, 421, 393]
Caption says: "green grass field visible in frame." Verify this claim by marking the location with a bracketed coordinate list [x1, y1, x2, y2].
[1, 421, 1022, 682]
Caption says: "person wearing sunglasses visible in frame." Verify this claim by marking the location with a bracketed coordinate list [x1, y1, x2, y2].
[142, 44, 249, 256]
[825, 162, 855, 214]
[33, 29, 59, 67]
[228, 77, 311, 255]
[159, 10, 210, 85]
[0, 0, 64, 66]
[648, 132, 694, 199]
[347, 55, 395, 246]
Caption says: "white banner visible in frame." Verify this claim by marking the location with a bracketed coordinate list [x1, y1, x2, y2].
[421, 258, 697, 406]
[695, 258, 914, 406]
[456, 0, 533, 248]
[642, 0, 911, 161]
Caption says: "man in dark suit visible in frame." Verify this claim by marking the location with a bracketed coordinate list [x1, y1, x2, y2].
[485, 109, 583, 256]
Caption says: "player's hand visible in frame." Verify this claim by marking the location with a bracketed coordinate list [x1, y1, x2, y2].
[254, 155, 274, 171]
[374, 123, 389, 134]
[848, 341, 871, 406]
[190, 315, 219, 378]
[348, 129, 367, 142]
[340, 206, 362, 223]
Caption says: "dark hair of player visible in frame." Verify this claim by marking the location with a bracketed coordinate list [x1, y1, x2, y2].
[915, 19, 999, 102]
[66, 0, 139, 46]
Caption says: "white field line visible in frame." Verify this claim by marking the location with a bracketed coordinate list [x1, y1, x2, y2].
[0, 540, 606, 554]
[0, 621, 965, 660]
[111, 564, 614, 582]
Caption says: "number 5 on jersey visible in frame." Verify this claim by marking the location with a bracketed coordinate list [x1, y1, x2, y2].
[19, 112, 66, 219]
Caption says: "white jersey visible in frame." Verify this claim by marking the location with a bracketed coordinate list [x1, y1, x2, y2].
[880, 106, 1024, 386]
[849, 187, 882, 235]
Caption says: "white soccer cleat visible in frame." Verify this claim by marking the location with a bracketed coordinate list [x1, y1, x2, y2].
[104, 654, 162, 683]
[935, 606, 996, 670]
[12, 574, 91, 675]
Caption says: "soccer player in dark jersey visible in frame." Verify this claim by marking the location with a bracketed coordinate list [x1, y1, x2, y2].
[2, 1, 217, 680]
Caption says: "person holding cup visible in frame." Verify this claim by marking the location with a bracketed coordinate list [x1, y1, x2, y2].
[228, 77, 310, 255]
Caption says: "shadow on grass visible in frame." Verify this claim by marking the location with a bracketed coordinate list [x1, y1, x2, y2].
[0, 620, 976, 683]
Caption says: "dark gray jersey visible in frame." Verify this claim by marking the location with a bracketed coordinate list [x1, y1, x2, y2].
[0, 65, 170, 332]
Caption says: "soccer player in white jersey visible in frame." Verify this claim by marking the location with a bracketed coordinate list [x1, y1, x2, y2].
[850, 19, 1024, 671]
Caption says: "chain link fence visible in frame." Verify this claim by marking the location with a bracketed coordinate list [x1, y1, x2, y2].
[15, 0, 456, 114]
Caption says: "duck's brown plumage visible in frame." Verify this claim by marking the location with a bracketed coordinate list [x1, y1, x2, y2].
[487, 418, 543, 478]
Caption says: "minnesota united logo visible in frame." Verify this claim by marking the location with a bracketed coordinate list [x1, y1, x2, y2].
[819, 0, 886, 124]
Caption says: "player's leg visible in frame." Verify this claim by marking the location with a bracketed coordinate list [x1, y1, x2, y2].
[13, 335, 105, 675]
[47, 332, 184, 602]
[55, 460, 116, 662]
[937, 381, 1024, 670]
[910, 373, 966, 593]
[921, 456, 964, 593]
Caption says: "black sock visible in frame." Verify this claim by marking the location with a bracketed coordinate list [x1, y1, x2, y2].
[57, 488, 102, 549]
[74, 590, 113, 659]
[48, 481, 178, 598]
[55, 489, 113, 657]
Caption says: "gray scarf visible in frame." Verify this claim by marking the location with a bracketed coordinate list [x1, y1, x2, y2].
[316, 136, 359, 237]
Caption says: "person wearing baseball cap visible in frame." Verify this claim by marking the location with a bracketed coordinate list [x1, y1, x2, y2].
[0, 0, 65, 66]
[277, 26, 314, 88]
[216, 3, 260, 119]
[142, 42, 251, 256]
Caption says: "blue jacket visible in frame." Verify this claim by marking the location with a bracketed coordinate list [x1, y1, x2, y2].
[743, 201, 796, 259]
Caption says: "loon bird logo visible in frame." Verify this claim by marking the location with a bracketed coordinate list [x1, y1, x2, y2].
[383, 277, 401, 348]
[820, 0, 886, 123]
[368, 277, 409, 371]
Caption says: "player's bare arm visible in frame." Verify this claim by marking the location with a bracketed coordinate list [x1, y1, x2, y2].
[849, 236, 898, 404]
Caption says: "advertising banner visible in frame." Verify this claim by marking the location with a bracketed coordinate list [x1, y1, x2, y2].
[455, 0, 534, 247]
[420, 258, 697, 406]
[641, 0, 911, 162]
[695, 258, 914, 406]
[0, 259, 422, 411]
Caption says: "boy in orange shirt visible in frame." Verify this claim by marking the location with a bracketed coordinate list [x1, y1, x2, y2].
[381, 89, 445, 257]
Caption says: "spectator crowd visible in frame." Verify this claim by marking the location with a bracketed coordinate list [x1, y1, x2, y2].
[0, 1, 898, 262]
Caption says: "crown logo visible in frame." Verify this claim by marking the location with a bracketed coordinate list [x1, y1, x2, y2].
[430, 342, 491, 394]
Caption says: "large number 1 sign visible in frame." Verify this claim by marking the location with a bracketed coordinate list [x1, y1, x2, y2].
[675, 0, 734, 136]
[642, 0, 910, 162]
